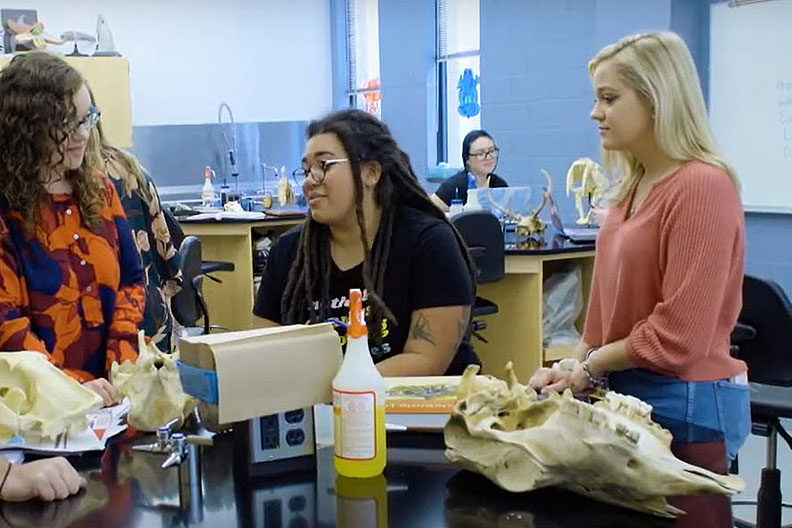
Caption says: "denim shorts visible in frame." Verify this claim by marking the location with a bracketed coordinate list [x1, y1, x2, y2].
[608, 368, 751, 461]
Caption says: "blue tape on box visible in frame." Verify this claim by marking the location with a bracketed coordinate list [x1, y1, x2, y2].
[176, 360, 219, 404]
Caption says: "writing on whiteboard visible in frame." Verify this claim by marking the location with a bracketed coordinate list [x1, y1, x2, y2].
[779, 80, 792, 159]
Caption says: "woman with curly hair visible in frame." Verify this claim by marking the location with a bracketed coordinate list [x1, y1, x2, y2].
[0, 52, 145, 406]
[86, 104, 181, 352]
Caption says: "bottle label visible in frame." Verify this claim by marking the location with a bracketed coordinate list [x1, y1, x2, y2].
[333, 389, 376, 460]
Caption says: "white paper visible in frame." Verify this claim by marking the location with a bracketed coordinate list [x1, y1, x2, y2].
[0, 398, 130, 454]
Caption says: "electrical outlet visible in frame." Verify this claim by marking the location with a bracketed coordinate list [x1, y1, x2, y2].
[284, 409, 304, 423]
[259, 414, 280, 449]
[249, 407, 315, 465]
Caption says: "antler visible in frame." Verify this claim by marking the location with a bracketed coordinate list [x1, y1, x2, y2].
[532, 169, 553, 218]
[486, 189, 521, 221]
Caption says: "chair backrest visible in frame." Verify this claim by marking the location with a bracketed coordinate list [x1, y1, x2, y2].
[451, 210, 505, 284]
[171, 235, 204, 329]
[732, 275, 792, 386]
[163, 208, 186, 249]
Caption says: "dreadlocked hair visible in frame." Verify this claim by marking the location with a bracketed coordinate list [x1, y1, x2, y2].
[0, 51, 105, 234]
[280, 109, 477, 345]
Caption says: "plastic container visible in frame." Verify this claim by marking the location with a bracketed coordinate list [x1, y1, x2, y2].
[448, 198, 463, 216]
[332, 289, 387, 478]
[201, 166, 217, 207]
[464, 188, 483, 211]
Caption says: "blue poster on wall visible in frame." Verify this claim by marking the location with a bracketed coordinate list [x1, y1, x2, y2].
[457, 68, 480, 118]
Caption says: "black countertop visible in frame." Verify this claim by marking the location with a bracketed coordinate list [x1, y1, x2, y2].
[504, 229, 595, 255]
[1, 431, 734, 528]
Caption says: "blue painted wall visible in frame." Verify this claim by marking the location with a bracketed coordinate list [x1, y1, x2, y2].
[378, 0, 437, 179]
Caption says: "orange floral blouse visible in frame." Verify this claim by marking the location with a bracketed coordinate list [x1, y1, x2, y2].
[0, 178, 145, 381]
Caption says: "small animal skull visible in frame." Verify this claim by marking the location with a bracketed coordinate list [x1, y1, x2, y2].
[444, 363, 744, 518]
[111, 332, 196, 431]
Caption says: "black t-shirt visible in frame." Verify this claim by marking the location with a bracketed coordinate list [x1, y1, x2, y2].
[253, 205, 478, 375]
[434, 170, 508, 206]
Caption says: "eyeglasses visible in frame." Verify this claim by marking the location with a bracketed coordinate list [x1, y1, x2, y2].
[67, 105, 101, 136]
[469, 147, 500, 160]
[292, 158, 349, 185]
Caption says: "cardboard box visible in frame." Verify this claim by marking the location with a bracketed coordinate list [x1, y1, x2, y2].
[178, 324, 342, 425]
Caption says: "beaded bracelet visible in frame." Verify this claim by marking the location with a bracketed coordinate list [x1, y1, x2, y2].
[582, 347, 609, 388]
[0, 461, 12, 499]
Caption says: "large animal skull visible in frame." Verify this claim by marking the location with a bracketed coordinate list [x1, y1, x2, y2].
[0, 352, 102, 442]
[565, 157, 608, 225]
[111, 332, 196, 431]
[444, 364, 744, 518]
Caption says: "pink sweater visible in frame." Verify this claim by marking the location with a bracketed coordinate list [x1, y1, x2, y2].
[583, 161, 747, 381]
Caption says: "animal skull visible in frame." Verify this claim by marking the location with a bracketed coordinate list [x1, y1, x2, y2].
[488, 170, 553, 238]
[444, 363, 744, 518]
[111, 332, 196, 431]
[565, 157, 608, 225]
[0, 352, 102, 442]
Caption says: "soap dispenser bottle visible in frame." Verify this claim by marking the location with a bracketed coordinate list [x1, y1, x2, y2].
[332, 289, 387, 478]
[201, 166, 216, 207]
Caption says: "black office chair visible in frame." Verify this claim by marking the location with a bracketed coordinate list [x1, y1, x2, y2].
[451, 211, 505, 342]
[171, 235, 231, 335]
[164, 208, 234, 275]
[730, 275, 792, 528]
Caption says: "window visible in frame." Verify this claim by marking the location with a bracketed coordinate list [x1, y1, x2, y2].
[436, 0, 481, 166]
[346, 0, 381, 118]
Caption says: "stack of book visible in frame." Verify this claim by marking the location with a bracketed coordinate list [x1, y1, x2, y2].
[384, 376, 462, 432]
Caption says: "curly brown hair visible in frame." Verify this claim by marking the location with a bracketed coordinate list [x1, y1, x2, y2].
[0, 51, 105, 233]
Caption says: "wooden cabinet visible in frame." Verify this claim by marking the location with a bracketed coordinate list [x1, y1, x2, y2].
[0, 55, 132, 147]
[476, 250, 596, 381]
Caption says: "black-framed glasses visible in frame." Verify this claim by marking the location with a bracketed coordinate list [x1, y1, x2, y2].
[292, 158, 349, 185]
[469, 147, 500, 160]
[67, 104, 101, 136]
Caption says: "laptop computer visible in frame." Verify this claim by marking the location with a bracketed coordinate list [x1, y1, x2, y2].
[547, 192, 599, 243]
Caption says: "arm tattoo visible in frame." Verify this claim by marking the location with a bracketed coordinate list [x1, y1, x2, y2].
[410, 313, 437, 346]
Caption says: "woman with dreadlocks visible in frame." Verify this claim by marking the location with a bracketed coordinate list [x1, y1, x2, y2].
[253, 109, 478, 376]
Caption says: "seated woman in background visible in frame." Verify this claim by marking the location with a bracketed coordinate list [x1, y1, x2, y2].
[529, 31, 750, 470]
[430, 129, 508, 212]
[253, 109, 478, 376]
[87, 109, 181, 352]
[0, 52, 145, 407]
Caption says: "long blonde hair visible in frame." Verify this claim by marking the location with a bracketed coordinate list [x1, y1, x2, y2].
[588, 31, 739, 201]
[84, 86, 152, 203]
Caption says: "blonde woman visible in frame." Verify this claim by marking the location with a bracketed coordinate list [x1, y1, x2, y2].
[529, 32, 750, 469]
[87, 113, 181, 352]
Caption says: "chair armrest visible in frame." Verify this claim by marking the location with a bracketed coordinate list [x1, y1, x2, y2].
[201, 260, 235, 274]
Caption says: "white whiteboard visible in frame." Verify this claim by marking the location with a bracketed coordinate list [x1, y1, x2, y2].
[710, 0, 792, 213]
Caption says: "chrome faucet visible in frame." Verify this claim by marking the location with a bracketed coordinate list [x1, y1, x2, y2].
[218, 102, 239, 197]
